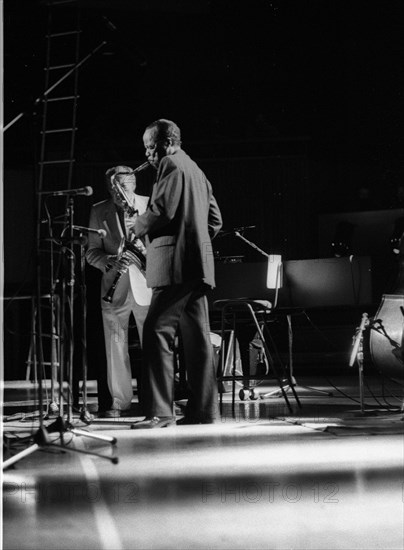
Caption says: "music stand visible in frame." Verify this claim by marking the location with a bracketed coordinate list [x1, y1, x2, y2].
[233, 232, 333, 400]
[213, 232, 299, 409]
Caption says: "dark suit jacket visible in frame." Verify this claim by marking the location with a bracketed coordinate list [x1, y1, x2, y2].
[134, 149, 222, 288]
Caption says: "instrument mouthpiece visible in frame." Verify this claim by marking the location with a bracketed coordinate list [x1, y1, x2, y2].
[132, 162, 150, 174]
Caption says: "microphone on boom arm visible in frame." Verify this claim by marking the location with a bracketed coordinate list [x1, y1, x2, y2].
[38, 186, 93, 197]
[217, 225, 256, 238]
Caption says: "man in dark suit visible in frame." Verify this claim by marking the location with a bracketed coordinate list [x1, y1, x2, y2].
[132, 119, 223, 428]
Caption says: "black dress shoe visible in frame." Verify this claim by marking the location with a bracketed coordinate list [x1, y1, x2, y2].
[131, 416, 176, 429]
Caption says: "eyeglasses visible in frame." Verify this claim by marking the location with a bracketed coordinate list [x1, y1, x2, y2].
[115, 171, 135, 176]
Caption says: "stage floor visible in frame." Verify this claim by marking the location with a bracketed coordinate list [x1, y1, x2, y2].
[3, 373, 404, 550]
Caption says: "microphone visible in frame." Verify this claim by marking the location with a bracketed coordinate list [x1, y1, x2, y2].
[39, 186, 93, 197]
[217, 225, 256, 237]
[233, 225, 256, 232]
[72, 225, 107, 238]
[217, 230, 234, 238]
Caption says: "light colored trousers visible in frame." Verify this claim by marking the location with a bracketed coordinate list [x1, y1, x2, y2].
[101, 286, 149, 410]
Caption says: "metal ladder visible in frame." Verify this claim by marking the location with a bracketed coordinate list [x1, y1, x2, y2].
[29, 0, 82, 413]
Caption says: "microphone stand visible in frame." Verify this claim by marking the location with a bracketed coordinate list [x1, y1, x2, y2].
[233, 230, 270, 259]
[348, 313, 392, 416]
[67, 197, 75, 424]
[4, 211, 119, 471]
[3, 38, 119, 469]
[59, 224, 101, 422]
[349, 313, 369, 413]
[47, 207, 118, 449]
[4, 41, 107, 132]
[77, 228, 93, 424]
[3, 207, 118, 469]
[31, 199, 61, 414]
[2, 113, 53, 469]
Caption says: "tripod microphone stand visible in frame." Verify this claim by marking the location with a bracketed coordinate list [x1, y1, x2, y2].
[46, 200, 118, 452]
[3, 201, 118, 470]
[3, 249, 53, 469]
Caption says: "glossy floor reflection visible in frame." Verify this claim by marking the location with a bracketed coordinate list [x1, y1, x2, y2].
[3, 374, 404, 549]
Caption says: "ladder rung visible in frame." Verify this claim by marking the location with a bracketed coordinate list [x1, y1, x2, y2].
[41, 128, 77, 134]
[47, 30, 81, 38]
[46, 64, 76, 70]
[39, 159, 75, 165]
[26, 361, 60, 366]
[47, 96, 79, 102]
[32, 332, 60, 339]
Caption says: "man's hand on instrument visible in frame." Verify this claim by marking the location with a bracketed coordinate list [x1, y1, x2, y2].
[105, 254, 132, 273]
[124, 214, 137, 235]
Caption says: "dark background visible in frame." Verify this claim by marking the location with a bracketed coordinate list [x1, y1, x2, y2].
[5, 0, 404, 251]
[3, 0, 404, 379]
[5, 0, 404, 164]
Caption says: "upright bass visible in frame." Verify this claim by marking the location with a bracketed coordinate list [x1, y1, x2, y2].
[369, 232, 404, 381]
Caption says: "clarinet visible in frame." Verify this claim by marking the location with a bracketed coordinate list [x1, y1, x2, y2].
[102, 168, 148, 304]
[102, 271, 124, 304]
[102, 239, 146, 304]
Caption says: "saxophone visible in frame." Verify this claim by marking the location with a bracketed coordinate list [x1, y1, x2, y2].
[102, 164, 149, 304]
